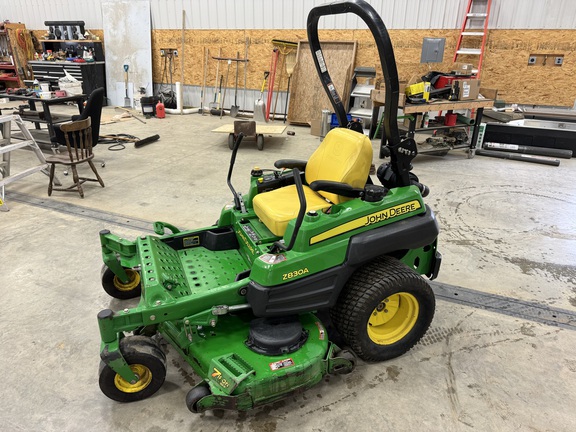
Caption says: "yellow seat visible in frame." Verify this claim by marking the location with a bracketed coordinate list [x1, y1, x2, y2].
[253, 128, 373, 236]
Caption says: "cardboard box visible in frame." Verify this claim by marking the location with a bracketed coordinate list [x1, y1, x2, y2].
[479, 87, 498, 100]
[403, 114, 422, 128]
[456, 79, 481, 100]
[453, 63, 474, 76]
[310, 118, 322, 137]
[370, 83, 406, 106]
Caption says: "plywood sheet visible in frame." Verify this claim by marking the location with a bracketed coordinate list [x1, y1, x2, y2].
[287, 40, 357, 125]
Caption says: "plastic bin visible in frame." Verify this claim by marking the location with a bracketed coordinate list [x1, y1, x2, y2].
[330, 113, 353, 129]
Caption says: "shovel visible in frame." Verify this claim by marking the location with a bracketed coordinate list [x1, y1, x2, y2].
[230, 52, 240, 118]
[210, 75, 223, 116]
[254, 71, 269, 123]
[123, 64, 130, 108]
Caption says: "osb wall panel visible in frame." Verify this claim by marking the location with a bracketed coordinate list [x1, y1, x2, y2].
[482, 30, 576, 106]
[27, 27, 576, 107]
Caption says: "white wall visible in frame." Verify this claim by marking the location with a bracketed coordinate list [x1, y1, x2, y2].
[1, 0, 576, 30]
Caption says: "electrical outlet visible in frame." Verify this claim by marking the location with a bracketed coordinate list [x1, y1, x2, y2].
[173, 49, 178, 57]
[554, 56, 563, 66]
[528, 56, 537, 65]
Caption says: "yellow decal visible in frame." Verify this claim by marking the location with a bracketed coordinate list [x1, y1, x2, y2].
[282, 268, 309, 280]
[211, 368, 229, 388]
[236, 229, 256, 255]
[310, 200, 422, 244]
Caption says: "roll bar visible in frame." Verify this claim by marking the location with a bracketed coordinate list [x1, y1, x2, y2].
[307, 0, 400, 148]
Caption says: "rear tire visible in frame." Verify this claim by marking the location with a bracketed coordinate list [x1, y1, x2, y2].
[256, 134, 264, 151]
[228, 133, 235, 150]
[330, 256, 435, 362]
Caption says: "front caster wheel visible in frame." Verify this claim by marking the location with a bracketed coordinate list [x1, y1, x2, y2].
[228, 133, 235, 150]
[186, 384, 211, 413]
[256, 134, 264, 151]
[101, 264, 142, 299]
[99, 336, 166, 402]
[331, 256, 435, 362]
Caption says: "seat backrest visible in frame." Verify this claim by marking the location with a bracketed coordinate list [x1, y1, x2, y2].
[77, 87, 105, 146]
[60, 118, 93, 162]
[305, 128, 373, 204]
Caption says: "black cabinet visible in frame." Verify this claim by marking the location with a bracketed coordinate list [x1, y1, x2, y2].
[28, 60, 106, 102]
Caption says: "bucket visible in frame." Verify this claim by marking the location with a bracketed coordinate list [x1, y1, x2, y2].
[444, 113, 457, 126]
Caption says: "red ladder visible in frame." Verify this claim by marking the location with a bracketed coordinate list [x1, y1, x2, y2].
[453, 0, 492, 78]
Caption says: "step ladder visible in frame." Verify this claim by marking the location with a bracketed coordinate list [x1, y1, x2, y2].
[0, 114, 51, 211]
[453, 0, 493, 78]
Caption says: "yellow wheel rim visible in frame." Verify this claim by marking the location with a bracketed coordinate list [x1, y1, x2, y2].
[114, 364, 152, 393]
[367, 292, 419, 345]
[113, 269, 140, 292]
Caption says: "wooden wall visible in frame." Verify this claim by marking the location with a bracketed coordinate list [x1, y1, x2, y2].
[31, 28, 576, 106]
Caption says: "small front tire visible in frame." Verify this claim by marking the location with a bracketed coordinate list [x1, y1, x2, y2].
[186, 384, 211, 413]
[228, 133, 235, 150]
[256, 134, 264, 151]
[101, 264, 142, 299]
[99, 336, 167, 402]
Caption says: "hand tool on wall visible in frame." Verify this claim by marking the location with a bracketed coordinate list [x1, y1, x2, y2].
[123, 64, 130, 107]
[230, 52, 240, 118]
[210, 75, 223, 116]
[242, 38, 250, 116]
[283, 51, 296, 123]
[265, 48, 279, 120]
[272, 52, 285, 121]
[220, 59, 232, 119]
[254, 71, 269, 123]
[200, 48, 208, 115]
[209, 48, 222, 112]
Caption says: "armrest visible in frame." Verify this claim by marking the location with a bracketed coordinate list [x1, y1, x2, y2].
[309, 180, 364, 198]
[274, 159, 307, 171]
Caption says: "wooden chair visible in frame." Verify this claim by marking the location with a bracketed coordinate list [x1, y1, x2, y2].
[46, 118, 105, 198]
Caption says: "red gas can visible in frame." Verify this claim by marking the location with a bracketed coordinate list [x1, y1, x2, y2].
[155, 101, 166, 119]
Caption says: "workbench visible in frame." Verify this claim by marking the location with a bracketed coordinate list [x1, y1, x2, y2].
[372, 97, 494, 158]
[0, 92, 86, 148]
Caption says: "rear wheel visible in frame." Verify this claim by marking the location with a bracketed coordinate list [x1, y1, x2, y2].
[256, 134, 264, 151]
[228, 133, 235, 150]
[101, 264, 141, 299]
[99, 336, 166, 402]
[330, 256, 435, 362]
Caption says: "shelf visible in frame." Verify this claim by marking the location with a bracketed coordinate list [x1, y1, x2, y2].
[0, 76, 19, 81]
[0, 65, 16, 70]
[349, 107, 373, 118]
[41, 39, 101, 43]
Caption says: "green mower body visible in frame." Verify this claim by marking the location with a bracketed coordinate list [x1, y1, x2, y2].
[97, 171, 440, 411]
[96, 0, 442, 413]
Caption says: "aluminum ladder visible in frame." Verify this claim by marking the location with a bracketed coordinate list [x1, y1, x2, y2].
[0, 114, 52, 211]
[453, 0, 493, 78]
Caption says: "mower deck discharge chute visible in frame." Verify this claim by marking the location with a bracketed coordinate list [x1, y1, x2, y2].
[96, 0, 442, 413]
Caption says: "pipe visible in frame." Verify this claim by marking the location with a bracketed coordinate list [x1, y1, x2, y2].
[476, 149, 560, 166]
[483, 142, 572, 159]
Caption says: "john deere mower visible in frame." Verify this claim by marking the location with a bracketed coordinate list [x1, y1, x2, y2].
[96, 0, 441, 413]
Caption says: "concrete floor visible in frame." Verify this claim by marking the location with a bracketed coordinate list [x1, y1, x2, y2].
[1, 103, 576, 432]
